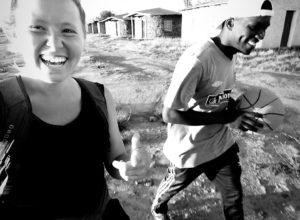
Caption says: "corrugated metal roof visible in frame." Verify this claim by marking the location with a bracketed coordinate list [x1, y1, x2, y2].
[138, 7, 181, 15]
[182, 0, 228, 11]
[99, 14, 130, 22]
[125, 7, 181, 17]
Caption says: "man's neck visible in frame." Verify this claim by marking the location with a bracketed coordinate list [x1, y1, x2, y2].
[211, 36, 237, 60]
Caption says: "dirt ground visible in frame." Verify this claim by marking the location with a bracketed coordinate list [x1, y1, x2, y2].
[1, 34, 300, 220]
[74, 35, 300, 220]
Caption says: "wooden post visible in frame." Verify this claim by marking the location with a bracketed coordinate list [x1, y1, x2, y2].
[97, 22, 101, 35]
[131, 16, 134, 38]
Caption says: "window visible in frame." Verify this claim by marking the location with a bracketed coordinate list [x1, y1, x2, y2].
[164, 20, 172, 32]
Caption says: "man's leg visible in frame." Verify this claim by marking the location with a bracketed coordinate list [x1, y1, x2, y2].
[152, 163, 203, 218]
[205, 143, 244, 220]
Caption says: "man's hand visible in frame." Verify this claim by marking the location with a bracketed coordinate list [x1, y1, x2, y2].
[225, 98, 264, 132]
[224, 98, 243, 123]
[112, 133, 151, 181]
[236, 112, 264, 132]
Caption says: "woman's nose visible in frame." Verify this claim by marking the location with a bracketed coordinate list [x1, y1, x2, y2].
[46, 32, 63, 50]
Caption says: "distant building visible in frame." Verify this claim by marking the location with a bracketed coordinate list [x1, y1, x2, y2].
[100, 14, 131, 38]
[267, 0, 300, 48]
[124, 8, 182, 39]
[181, 0, 300, 48]
[87, 20, 103, 34]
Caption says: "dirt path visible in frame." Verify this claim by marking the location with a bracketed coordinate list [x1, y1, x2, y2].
[74, 36, 175, 114]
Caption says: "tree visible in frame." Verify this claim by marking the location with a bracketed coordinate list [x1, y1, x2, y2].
[183, 0, 193, 8]
[96, 10, 115, 21]
[183, 0, 220, 8]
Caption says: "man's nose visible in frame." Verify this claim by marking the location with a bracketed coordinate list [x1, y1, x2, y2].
[256, 30, 266, 40]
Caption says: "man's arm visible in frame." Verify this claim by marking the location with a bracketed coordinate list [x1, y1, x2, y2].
[162, 106, 238, 126]
[163, 103, 263, 131]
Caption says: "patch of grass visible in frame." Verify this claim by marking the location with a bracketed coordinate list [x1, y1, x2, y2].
[236, 48, 300, 73]
[272, 142, 300, 177]
[135, 37, 189, 61]
[116, 105, 132, 145]
[116, 106, 131, 130]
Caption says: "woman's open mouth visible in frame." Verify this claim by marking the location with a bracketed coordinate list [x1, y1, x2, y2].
[40, 55, 68, 66]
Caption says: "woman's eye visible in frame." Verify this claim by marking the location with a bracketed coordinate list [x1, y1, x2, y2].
[29, 25, 45, 32]
[63, 29, 76, 34]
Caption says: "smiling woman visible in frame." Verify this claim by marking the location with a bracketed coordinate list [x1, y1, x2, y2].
[0, 0, 151, 219]
[12, 0, 85, 83]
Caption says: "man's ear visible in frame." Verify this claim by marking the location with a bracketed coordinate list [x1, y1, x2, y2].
[225, 18, 235, 30]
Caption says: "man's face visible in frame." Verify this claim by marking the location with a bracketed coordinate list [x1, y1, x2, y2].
[230, 16, 271, 55]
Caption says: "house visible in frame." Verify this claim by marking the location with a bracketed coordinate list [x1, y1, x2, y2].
[181, 0, 300, 48]
[267, 0, 300, 48]
[87, 20, 106, 34]
[124, 8, 182, 39]
[87, 20, 100, 34]
[98, 21, 106, 35]
[181, 1, 227, 44]
[100, 14, 131, 38]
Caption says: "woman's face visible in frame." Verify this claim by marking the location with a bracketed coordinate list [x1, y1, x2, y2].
[15, 0, 85, 83]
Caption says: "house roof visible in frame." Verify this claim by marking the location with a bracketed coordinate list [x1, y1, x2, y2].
[124, 7, 181, 18]
[99, 14, 130, 22]
[181, 0, 228, 11]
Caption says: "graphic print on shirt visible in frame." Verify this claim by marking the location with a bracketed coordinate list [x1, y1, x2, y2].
[205, 89, 232, 107]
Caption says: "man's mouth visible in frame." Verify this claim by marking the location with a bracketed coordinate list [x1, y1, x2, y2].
[40, 55, 67, 66]
[247, 40, 258, 48]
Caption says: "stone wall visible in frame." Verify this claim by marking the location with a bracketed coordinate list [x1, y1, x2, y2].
[145, 15, 182, 39]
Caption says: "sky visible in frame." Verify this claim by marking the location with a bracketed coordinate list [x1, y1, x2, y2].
[81, 0, 185, 22]
[0, 0, 185, 25]
[0, 0, 11, 24]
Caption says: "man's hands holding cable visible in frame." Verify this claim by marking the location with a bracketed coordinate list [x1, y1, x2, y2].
[224, 98, 264, 132]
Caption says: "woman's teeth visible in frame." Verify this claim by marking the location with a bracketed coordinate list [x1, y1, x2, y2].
[41, 55, 67, 65]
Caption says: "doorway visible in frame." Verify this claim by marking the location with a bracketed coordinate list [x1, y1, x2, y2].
[280, 10, 296, 47]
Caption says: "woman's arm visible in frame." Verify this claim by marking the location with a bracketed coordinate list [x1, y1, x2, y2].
[103, 87, 150, 180]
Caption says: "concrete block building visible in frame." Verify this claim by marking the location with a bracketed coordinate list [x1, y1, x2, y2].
[181, 0, 300, 48]
[124, 8, 182, 39]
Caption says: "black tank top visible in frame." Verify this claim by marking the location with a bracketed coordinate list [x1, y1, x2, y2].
[3, 86, 109, 218]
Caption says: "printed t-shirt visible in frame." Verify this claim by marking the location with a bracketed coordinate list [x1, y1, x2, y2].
[163, 39, 236, 168]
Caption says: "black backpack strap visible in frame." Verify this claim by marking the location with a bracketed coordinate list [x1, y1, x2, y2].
[0, 76, 31, 183]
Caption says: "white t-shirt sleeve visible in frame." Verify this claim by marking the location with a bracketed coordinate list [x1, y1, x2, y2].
[164, 54, 202, 110]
